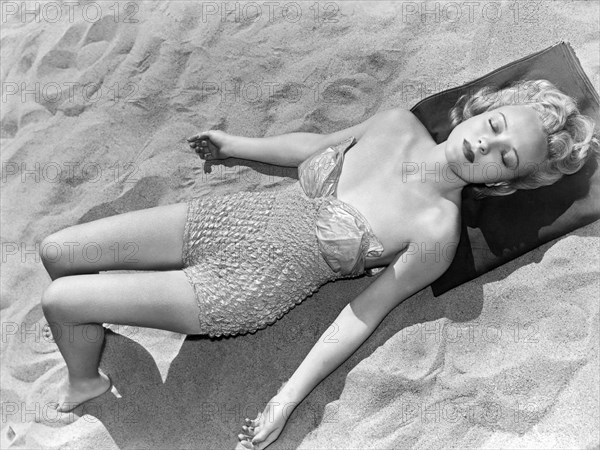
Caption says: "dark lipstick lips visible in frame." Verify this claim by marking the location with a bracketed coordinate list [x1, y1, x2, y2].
[463, 139, 474, 163]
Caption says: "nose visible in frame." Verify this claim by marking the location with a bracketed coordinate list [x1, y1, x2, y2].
[477, 138, 489, 155]
[477, 138, 488, 155]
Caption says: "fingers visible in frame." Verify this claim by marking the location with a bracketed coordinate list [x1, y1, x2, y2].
[196, 140, 210, 156]
[249, 416, 267, 448]
[187, 130, 211, 142]
[239, 417, 257, 435]
[238, 431, 255, 449]
[250, 429, 270, 449]
[238, 434, 253, 447]
[187, 131, 217, 159]
[187, 131, 207, 146]
[188, 138, 209, 150]
[187, 135, 209, 148]
[238, 416, 261, 448]
[190, 138, 211, 158]
[246, 415, 260, 427]
[238, 415, 278, 450]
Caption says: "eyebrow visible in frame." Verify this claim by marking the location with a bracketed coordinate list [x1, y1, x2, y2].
[498, 112, 520, 168]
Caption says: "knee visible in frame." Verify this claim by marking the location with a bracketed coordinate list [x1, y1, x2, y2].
[41, 277, 72, 315]
[39, 232, 73, 279]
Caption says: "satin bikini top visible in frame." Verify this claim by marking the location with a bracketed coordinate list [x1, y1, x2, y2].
[298, 136, 387, 277]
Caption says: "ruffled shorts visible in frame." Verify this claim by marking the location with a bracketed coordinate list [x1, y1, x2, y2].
[181, 182, 340, 338]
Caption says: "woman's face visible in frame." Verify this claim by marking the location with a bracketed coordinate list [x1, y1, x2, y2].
[445, 105, 548, 185]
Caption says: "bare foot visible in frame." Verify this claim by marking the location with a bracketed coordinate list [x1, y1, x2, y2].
[53, 371, 112, 413]
[42, 322, 54, 341]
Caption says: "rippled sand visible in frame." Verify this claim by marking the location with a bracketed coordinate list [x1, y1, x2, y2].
[1, 1, 598, 449]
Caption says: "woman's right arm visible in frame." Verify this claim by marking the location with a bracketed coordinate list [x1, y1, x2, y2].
[227, 132, 338, 167]
[187, 108, 403, 167]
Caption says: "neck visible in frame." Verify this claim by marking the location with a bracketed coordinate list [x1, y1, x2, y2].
[404, 140, 469, 204]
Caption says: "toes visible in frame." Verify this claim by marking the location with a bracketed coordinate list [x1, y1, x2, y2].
[42, 323, 51, 337]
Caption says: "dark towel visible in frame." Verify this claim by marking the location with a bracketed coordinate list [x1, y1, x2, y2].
[408, 41, 600, 296]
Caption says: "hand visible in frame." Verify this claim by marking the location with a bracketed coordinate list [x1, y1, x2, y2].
[237, 395, 298, 449]
[187, 129, 232, 160]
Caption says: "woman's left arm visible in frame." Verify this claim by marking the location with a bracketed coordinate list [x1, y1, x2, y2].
[243, 232, 457, 449]
[278, 236, 456, 405]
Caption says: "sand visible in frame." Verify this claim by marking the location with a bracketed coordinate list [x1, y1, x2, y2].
[1, 1, 598, 449]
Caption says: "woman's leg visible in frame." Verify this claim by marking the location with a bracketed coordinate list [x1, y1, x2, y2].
[39, 202, 190, 280]
[41, 269, 202, 411]
[38, 201, 203, 411]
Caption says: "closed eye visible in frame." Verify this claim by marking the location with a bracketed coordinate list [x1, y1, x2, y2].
[488, 118, 497, 133]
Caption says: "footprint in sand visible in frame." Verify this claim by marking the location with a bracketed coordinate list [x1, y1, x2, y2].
[76, 15, 119, 69]
[17, 42, 37, 73]
[304, 73, 383, 130]
[56, 22, 87, 49]
[82, 14, 119, 46]
[19, 104, 53, 129]
[179, 166, 200, 188]
[0, 112, 19, 139]
[44, 16, 119, 70]
[37, 49, 76, 72]
[357, 50, 399, 83]
[34, 17, 113, 74]
[31, 31, 79, 116]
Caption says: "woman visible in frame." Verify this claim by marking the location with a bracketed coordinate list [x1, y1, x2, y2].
[39, 79, 597, 449]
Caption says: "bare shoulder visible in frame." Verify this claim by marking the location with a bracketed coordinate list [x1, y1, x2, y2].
[350, 197, 461, 325]
[374, 108, 420, 127]
[369, 108, 430, 139]
[312, 108, 429, 159]
[413, 200, 461, 264]
[316, 108, 420, 150]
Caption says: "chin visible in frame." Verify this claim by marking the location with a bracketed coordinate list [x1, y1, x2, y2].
[445, 138, 461, 164]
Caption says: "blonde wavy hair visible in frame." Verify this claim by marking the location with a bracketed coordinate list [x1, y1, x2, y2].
[449, 79, 599, 198]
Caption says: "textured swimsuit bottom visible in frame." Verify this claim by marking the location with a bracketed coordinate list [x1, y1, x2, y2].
[182, 182, 341, 338]
[181, 137, 386, 338]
